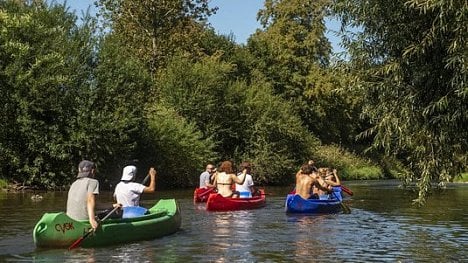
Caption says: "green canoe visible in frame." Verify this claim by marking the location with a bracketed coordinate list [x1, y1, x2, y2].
[33, 199, 181, 248]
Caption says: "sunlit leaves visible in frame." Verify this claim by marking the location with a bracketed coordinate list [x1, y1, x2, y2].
[96, 0, 217, 73]
[333, 0, 467, 203]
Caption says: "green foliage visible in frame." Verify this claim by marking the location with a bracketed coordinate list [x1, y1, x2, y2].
[302, 66, 365, 145]
[0, 0, 96, 187]
[333, 0, 468, 204]
[251, 0, 332, 99]
[143, 105, 217, 188]
[97, 0, 217, 72]
[199, 29, 256, 81]
[248, 0, 362, 147]
[157, 55, 320, 185]
[0, 1, 154, 188]
[156, 54, 238, 155]
[313, 144, 383, 180]
[453, 173, 468, 183]
[74, 33, 153, 181]
[236, 79, 320, 184]
[0, 178, 8, 189]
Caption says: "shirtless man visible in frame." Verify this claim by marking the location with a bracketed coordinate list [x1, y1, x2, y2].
[213, 160, 247, 198]
[296, 163, 330, 199]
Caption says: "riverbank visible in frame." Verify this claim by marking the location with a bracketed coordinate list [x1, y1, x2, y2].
[0, 178, 42, 192]
[454, 173, 468, 183]
[1, 172, 466, 193]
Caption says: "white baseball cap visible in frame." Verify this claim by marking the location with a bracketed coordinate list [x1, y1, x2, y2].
[121, 165, 137, 181]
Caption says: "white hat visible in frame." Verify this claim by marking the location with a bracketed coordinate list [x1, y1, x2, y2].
[121, 165, 137, 181]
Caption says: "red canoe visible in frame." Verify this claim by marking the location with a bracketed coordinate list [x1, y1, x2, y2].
[193, 187, 215, 203]
[206, 189, 266, 211]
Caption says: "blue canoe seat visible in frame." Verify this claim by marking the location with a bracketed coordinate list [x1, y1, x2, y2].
[122, 206, 148, 219]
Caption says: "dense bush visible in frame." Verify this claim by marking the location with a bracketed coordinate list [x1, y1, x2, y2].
[312, 144, 383, 180]
[0, 1, 96, 187]
[142, 105, 217, 188]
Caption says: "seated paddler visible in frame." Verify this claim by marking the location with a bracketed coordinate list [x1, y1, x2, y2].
[113, 165, 157, 217]
[295, 163, 330, 200]
[213, 160, 247, 198]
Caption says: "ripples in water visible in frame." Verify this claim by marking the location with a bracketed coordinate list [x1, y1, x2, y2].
[0, 183, 467, 262]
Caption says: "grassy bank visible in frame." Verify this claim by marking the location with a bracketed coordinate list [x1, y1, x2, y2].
[313, 144, 384, 180]
[453, 173, 468, 183]
[0, 178, 8, 189]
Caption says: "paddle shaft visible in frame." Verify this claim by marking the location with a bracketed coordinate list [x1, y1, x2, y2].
[68, 205, 120, 250]
[332, 191, 351, 214]
[141, 167, 157, 185]
[341, 185, 354, 196]
[142, 174, 150, 185]
[199, 188, 214, 197]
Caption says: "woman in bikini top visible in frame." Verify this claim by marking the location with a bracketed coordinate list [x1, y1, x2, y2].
[213, 161, 247, 198]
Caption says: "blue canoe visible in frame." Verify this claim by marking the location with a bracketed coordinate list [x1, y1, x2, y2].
[285, 187, 343, 214]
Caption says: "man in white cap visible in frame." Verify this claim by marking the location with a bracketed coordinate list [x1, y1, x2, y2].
[66, 160, 99, 230]
[113, 165, 157, 207]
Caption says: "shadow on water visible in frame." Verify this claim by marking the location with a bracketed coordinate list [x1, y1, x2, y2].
[0, 180, 467, 262]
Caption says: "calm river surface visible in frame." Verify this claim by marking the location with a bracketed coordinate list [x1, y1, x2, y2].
[0, 180, 466, 262]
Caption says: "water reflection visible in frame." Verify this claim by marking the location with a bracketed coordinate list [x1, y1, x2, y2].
[0, 182, 467, 262]
[209, 211, 255, 262]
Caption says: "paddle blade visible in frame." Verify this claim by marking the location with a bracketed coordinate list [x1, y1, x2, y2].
[341, 202, 351, 214]
[341, 185, 354, 196]
[68, 236, 85, 250]
[68, 228, 94, 250]
[68, 206, 118, 250]
[332, 191, 351, 214]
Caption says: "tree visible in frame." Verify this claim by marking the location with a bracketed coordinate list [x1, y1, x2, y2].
[157, 55, 320, 184]
[235, 77, 320, 184]
[250, 0, 331, 99]
[248, 0, 361, 146]
[0, 0, 97, 187]
[333, 0, 468, 204]
[79, 33, 153, 183]
[156, 54, 243, 158]
[97, 0, 217, 73]
[141, 104, 217, 188]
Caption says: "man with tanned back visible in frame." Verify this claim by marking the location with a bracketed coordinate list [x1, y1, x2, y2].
[295, 163, 330, 199]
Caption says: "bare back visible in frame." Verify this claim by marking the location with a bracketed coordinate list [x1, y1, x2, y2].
[295, 173, 315, 199]
[214, 170, 247, 198]
[215, 172, 234, 197]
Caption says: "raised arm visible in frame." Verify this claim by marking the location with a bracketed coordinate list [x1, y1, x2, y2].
[143, 167, 157, 193]
[325, 169, 341, 187]
[232, 169, 247, 184]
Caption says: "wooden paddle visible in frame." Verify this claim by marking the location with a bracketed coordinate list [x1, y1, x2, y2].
[332, 191, 351, 214]
[141, 173, 150, 185]
[198, 187, 215, 197]
[341, 185, 354, 196]
[68, 206, 120, 250]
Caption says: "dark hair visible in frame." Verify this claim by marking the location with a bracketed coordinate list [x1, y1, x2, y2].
[239, 161, 251, 170]
[301, 163, 315, 174]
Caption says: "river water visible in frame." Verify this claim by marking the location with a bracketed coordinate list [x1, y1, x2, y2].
[0, 180, 466, 262]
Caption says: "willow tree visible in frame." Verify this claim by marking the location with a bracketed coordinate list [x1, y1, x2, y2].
[333, 0, 467, 203]
[97, 0, 217, 73]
